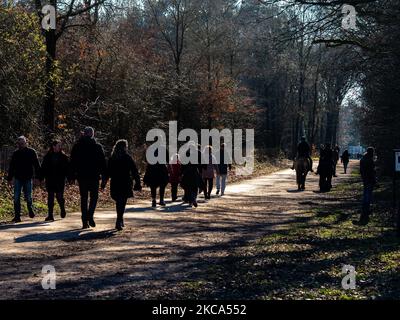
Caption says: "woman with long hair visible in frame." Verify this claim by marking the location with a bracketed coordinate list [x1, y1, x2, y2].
[41, 140, 70, 222]
[104, 140, 142, 231]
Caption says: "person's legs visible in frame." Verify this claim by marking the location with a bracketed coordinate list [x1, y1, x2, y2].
[87, 179, 99, 227]
[159, 185, 166, 206]
[23, 180, 34, 218]
[221, 175, 227, 195]
[171, 183, 178, 201]
[207, 178, 213, 198]
[46, 191, 55, 221]
[13, 179, 23, 221]
[308, 156, 314, 172]
[56, 191, 66, 219]
[361, 185, 373, 223]
[115, 197, 127, 230]
[151, 186, 157, 207]
[204, 179, 208, 198]
[216, 175, 221, 195]
[327, 174, 333, 191]
[78, 180, 89, 228]
[192, 188, 198, 207]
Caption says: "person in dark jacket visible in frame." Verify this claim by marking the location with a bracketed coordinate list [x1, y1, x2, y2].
[7, 136, 41, 223]
[180, 142, 203, 208]
[333, 146, 340, 177]
[41, 140, 70, 222]
[202, 146, 218, 200]
[70, 127, 107, 229]
[103, 140, 142, 231]
[317, 144, 334, 192]
[215, 143, 232, 196]
[292, 137, 314, 172]
[144, 147, 169, 208]
[341, 150, 350, 174]
[168, 154, 182, 202]
[357, 147, 377, 225]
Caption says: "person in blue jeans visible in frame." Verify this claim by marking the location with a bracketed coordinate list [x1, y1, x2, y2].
[7, 136, 41, 223]
[215, 143, 232, 196]
[358, 147, 377, 225]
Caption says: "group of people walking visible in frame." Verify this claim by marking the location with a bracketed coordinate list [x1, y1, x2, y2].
[6, 128, 232, 231]
[293, 137, 376, 225]
[293, 137, 350, 192]
[143, 143, 232, 209]
[5, 128, 377, 231]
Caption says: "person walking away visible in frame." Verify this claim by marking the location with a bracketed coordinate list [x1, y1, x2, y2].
[180, 142, 203, 208]
[317, 144, 334, 192]
[216, 143, 232, 196]
[7, 136, 41, 223]
[70, 127, 107, 229]
[144, 153, 169, 208]
[333, 146, 340, 177]
[168, 154, 182, 202]
[202, 146, 218, 200]
[357, 147, 377, 225]
[292, 137, 314, 172]
[41, 140, 70, 222]
[341, 150, 350, 174]
[103, 140, 142, 231]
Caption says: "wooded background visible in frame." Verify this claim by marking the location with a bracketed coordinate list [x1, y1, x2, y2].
[0, 0, 398, 173]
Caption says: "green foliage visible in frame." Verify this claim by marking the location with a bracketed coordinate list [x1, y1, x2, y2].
[0, 7, 46, 145]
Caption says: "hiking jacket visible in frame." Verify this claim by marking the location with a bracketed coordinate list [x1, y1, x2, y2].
[70, 136, 107, 181]
[7, 147, 41, 182]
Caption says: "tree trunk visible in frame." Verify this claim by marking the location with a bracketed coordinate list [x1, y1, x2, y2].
[44, 27, 56, 138]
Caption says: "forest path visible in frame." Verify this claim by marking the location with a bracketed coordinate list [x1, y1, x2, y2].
[0, 161, 355, 299]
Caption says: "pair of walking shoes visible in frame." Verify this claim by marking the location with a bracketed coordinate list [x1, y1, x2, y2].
[11, 216, 22, 223]
[152, 200, 166, 208]
[82, 219, 96, 230]
[189, 201, 198, 208]
[45, 210, 67, 222]
[116, 220, 125, 231]
[11, 210, 35, 223]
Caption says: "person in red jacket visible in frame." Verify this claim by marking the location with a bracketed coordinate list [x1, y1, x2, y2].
[168, 154, 182, 202]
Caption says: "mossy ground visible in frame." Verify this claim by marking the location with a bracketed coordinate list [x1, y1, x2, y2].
[174, 171, 400, 300]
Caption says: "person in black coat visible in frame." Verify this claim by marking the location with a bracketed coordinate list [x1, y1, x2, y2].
[70, 127, 107, 229]
[341, 150, 350, 174]
[317, 144, 334, 192]
[333, 146, 340, 177]
[41, 140, 70, 222]
[144, 162, 169, 208]
[180, 142, 203, 208]
[102, 140, 142, 231]
[7, 136, 41, 223]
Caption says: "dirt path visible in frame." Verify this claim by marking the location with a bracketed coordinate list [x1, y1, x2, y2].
[0, 162, 355, 299]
